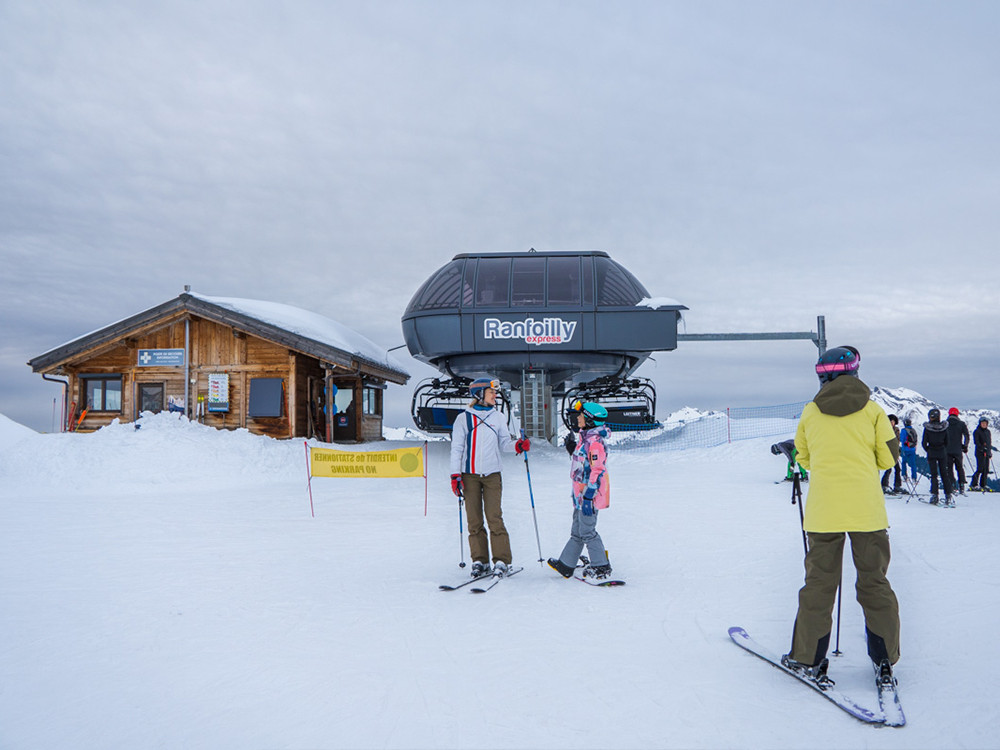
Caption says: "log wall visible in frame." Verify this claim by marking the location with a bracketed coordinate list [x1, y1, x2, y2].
[61, 314, 385, 441]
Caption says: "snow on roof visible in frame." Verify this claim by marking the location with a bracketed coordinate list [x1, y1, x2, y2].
[636, 296, 686, 309]
[190, 293, 408, 376]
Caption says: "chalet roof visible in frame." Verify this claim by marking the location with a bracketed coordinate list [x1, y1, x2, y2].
[28, 293, 410, 384]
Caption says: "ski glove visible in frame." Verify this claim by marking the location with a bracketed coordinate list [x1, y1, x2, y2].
[515, 437, 531, 454]
[564, 434, 577, 455]
[581, 498, 594, 516]
[450, 474, 463, 498]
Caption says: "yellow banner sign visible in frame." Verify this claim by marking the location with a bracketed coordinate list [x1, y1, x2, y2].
[309, 446, 425, 479]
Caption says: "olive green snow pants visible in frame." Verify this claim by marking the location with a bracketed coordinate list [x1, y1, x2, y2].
[462, 472, 511, 565]
[790, 530, 900, 667]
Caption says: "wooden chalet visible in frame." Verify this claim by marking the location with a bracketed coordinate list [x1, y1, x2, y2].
[28, 291, 410, 442]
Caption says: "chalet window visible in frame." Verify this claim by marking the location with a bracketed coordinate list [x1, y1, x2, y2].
[138, 383, 164, 413]
[363, 387, 379, 415]
[248, 378, 284, 418]
[82, 375, 122, 412]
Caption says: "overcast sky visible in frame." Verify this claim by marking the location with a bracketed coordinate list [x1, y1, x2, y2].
[2, 1, 998, 433]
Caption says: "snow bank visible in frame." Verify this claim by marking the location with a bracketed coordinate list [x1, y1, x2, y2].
[0, 413, 36, 449]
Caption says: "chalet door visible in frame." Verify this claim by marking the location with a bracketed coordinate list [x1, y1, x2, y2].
[138, 382, 165, 415]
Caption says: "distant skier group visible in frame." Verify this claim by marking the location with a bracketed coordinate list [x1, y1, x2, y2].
[878, 406, 994, 504]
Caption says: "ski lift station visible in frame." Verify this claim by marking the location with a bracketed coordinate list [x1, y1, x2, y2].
[402, 250, 687, 440]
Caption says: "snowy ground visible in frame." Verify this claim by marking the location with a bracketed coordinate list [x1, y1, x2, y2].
[1, 412, 997, 749]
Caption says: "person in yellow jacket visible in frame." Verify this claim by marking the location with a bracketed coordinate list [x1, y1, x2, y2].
[783, 346, 902, 689]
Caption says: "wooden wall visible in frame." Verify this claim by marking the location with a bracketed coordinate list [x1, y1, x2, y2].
[61, 314, 386, 441]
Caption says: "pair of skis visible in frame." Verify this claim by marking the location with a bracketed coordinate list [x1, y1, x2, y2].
[438, 567, 523, 594]
[729, 626, 905, 727]
[914, 495, 957, 508]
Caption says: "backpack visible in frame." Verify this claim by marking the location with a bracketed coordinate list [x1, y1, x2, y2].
[903, 426, 917, 448]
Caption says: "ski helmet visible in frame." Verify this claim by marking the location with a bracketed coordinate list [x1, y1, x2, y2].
[469, 377, 500, 401]
[904, 417, 912, 427]
[928, 408, 941, 422]
[948, 407, 960, 417]
[579, 401, 608, 428]
[980, 417, 989, 425]
[815, 346, 860, 384]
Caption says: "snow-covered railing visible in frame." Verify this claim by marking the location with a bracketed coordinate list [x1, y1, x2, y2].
[608, 401, 808, 453]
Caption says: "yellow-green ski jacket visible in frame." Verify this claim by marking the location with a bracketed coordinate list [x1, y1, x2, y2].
[794, 376, 900, 533]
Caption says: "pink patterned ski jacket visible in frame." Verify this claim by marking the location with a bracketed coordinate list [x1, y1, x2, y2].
[570, 425, 610, 509]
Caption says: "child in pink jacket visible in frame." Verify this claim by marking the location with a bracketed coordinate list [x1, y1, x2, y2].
[547, 401, 613, 580]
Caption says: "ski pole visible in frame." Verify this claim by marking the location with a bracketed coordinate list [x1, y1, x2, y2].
[791, 471, 807, 556]
[832, 575, 844, 656]
[965, 452, 976, 481]
[521, 429, 544, 565]
[458, 493, 466, 569]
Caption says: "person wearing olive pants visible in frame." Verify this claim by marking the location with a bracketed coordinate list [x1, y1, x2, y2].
[785, 346, 902, 686]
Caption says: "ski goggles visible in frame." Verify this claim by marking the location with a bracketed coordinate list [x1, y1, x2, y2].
[470, 378, 501, 392]
[569, 399, 584, 412]
[814, 360, 859, 377]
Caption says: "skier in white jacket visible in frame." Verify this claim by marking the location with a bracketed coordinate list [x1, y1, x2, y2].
[449, 377, 530, 577]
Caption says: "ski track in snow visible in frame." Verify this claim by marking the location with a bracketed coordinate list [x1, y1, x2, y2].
[0, 412, 998, 749]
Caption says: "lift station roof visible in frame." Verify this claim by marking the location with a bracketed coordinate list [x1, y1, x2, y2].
[401, 250, 686, 389]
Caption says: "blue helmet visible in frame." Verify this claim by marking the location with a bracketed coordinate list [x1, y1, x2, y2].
[469, 377, 500, 401]
[570, 399, 608, 428]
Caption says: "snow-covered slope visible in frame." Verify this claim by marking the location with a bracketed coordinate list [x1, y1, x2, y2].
[1, 401, 997, 749]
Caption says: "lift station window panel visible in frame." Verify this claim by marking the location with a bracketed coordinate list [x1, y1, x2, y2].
[475, 257, 511, 306]
[409, 259, 464, 310]
[511, 257, 545, 306]
[547, 256, 581, 305]
[595, 256, 649, 306]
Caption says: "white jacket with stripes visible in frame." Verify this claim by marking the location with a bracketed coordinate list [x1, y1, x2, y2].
[449, 405, 515, 476]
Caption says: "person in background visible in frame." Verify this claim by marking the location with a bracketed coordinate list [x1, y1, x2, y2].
[922, 408, 953, 505]
[881, 415, 903, 495]
[945, 407, 970, 495]
[899, 417, 919, 490]
[783, 346, 901, 692]
[449, 377, 530, 578]
[771, 439, 808, 482]
[548, 400, 614, 580]
[970, 417, 993, 492]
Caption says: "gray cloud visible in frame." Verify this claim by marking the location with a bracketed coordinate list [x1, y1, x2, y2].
[2, 1, 998, 432]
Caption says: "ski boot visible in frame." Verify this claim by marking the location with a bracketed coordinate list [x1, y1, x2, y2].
[781, 654, 835, 689]
[930, 494, 940, 505]
[470, 561, 491, 578]
[547, 558, 574, 578]
[875, 659, 897, 689]
[582, 562, 613, 580]
[493, 561, 509, 577]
